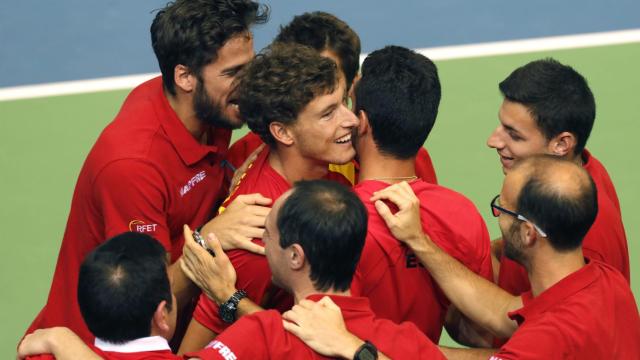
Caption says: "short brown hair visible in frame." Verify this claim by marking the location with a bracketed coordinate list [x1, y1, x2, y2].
[238, 43, 339, 147]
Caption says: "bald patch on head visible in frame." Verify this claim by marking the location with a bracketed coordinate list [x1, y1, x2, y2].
[509, 154, 597, 251]
[512, 155, 591, 200]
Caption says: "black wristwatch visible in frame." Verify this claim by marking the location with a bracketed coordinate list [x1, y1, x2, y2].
[354, 340, 378, 360]
[219, 289, 247, 324]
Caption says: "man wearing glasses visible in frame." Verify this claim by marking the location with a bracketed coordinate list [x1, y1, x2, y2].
[486, 59, 629, 300]
[282, 155, 640, 359]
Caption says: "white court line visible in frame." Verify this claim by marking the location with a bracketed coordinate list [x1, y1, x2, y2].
[2, 28, 640, 102]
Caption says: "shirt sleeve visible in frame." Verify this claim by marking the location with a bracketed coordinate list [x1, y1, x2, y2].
[186, 313, 271, 360]
[491, 318, 568, 360]
[192, 249, 277, 333]
[92, 159, 171, 251]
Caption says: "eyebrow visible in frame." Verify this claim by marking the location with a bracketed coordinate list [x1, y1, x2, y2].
[503, 123, 521, 135]
[317, 102, 338, 116]
[220, 63, 245, 76]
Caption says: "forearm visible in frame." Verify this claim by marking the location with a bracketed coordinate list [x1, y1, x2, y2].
[328, 336, 390, 360]
[169, 258, 199, 309]
[237, 298, 263, 317]
[439, 346, 496, 360]
[50, 334, 102, 360]
[408, 234, 520, 338]
[445, 307, 494, 348]
[18, 327, 102, 360]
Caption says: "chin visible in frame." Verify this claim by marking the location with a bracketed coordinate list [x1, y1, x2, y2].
[332, 150, 356, 165]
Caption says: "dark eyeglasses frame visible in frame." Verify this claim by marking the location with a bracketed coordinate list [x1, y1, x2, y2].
[490, 195, 547, 237]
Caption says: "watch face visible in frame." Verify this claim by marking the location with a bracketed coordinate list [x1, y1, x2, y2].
[220, 303, 236, 323]
[355, 342, 377, 360]
[358, 349, 376, 360]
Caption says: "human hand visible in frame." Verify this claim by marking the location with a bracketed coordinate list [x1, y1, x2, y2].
[200, 193, 272, 255]
[370, 181, 428, 248]
[282, 297, 364, 359]
[181, 225, 237, 304]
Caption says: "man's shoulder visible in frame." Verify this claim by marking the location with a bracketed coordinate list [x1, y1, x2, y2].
[350, 314, 444, 359]
[412, 180, 478, 212]
[224, 148, 289, 205]
[200, 310, 314, 359]
[91, 77, 168, 163]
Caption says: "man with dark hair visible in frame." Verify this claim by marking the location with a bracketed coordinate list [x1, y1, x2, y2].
[286, 156, 640, 359]
[276, 11, 361, 91]
[24, 0, 271, 345]
[182, 180, 445, 359]
[178, 43, 357, 353]
[19, 182, 444, 359]
[20, 232, 181, 359]
[487, 58, 629, 303]
[348, 45, 492, 343]
[225, 11, 439, 185]
[78, 232, 175, 346]
[224, 11, 362, 181]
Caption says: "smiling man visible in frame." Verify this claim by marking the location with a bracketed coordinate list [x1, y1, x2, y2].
[284, 157, 640, 359]
[178, 43, 358, 353]
[486, 59, 629, 300]
[23, 0, 270, 346]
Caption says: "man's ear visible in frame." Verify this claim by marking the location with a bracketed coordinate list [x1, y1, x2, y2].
[151, 300, 171, 335]
[174, 64, 196, 93]
[521, 222, 538, 248]
[269, 122, 295, 146]
[288, 244, 306, 270]
[548, 131, 577, 158]
[356, 109, 370, 136]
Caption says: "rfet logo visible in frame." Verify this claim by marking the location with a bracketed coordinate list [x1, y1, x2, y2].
[129, 220, 158, 233]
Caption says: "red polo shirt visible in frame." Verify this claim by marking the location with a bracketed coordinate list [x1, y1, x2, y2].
[226, 131, 438, 184]
[193, 148, 350, 334]
[492, 260, 640, 359]
[351, 180, 493, 342]
[187, 294, 445, 360]
[25, 77, 231, 343]
[497, 150, 629, 298]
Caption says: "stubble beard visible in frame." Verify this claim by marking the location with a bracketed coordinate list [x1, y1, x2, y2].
[503, 221, 528, 267]
[193, 80, 242, 130]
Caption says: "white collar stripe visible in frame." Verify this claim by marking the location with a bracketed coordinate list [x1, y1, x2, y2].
[95, 336, 171, 353]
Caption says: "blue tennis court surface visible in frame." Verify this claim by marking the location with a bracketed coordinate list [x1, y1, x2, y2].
[1, 0, 639, 86]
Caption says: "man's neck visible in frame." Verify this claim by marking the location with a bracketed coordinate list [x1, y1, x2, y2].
[269, 146, 329, 183]
[527, 248, 586, 297]
[165, 89, 208, 142]
[292, 287, 351, 304]
[358, 147, 416, 183]
[562, 150, 584, 168]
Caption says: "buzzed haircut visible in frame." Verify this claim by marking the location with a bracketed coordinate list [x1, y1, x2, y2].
[151, 0, 269, 95]
[277, 180, 368, 292]
[499, 58, 596, 156]
[237, 43, 340, 147]
[77, 232, 172, 343]
[275, 11, 361, 89]
[515, 155, 598, 251]
[355, 45, 441, 159]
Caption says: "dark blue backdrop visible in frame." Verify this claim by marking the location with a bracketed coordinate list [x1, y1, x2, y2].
[1, 0, 638, 87]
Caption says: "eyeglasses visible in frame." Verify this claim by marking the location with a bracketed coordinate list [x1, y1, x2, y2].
[490, 195, 547, 237]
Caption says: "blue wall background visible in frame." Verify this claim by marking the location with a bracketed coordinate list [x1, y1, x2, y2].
[1, 0, 639, 87]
